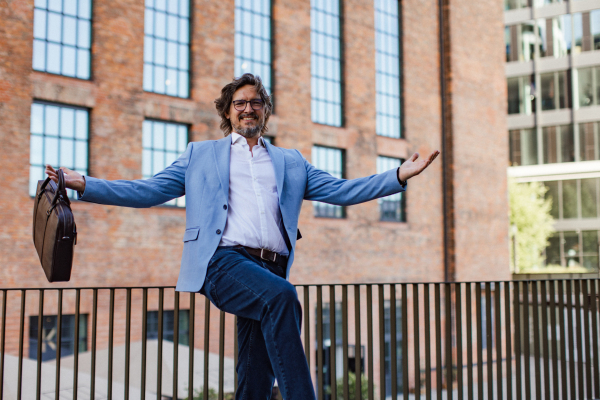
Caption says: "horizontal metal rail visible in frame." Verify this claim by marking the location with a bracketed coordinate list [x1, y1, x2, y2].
[0, 279, 598, 399]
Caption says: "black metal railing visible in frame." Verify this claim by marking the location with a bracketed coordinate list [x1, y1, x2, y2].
[0, 279, 598, 399]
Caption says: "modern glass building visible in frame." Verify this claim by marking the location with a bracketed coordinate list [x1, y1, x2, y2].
[505, 0, 600, 273]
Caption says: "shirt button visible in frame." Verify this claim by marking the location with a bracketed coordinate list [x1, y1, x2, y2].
[216, 229, 221, 234]
[223, 205, 227, 210]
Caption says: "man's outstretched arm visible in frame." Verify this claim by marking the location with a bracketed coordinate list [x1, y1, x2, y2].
[44, 142, 194, 208]
[303, 150, 440, 206]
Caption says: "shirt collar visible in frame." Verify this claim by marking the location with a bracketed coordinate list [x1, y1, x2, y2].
[231, 132, 266, 147]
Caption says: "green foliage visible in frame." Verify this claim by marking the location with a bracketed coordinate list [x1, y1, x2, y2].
[508, 179, 555, 273]
[328, 372, 370, 400]
[182, 387, 219, 400]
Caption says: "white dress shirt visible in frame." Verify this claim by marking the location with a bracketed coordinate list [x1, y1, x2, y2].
[219, 132, 289, 255]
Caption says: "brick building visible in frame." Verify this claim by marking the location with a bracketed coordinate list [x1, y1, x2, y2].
[0, 0, 509, 395]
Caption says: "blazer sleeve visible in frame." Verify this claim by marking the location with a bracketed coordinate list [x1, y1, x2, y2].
[301, 151, 406, 206]
[78, 142, 193, 208]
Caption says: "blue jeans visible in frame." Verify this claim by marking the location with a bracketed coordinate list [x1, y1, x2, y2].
[200, 246, 316, 400]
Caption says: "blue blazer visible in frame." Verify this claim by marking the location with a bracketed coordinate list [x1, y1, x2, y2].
[80, 136, 406, 292]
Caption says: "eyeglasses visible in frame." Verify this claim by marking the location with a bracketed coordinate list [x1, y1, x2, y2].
[232, 99, 264, 111]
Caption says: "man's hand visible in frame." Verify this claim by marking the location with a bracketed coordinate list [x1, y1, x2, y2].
[45, 165, 86, 193]
[398, 150, 440, 182]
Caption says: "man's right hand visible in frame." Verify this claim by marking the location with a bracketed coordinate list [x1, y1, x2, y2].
[45, 165, 86, 193]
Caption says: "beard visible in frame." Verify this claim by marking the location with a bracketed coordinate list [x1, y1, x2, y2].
[232, 113, 264, 139]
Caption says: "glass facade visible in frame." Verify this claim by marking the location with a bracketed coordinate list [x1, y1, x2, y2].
[310, 0, 342, 127]
[32, 0, 92, 79]
[235, 0, 272, 94]
[29, 102, 89, 199]
[375, 0, 401, 138]
[142, 119, 188, 207]
[312, 146, 344, 218]
[143, 0, 190, 98]
[377, 156, 405, 222]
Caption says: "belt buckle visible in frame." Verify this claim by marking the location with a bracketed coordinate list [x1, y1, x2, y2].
[260, 248, 277, 263]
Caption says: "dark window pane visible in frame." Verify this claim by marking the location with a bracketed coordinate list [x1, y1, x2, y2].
[29, 314, 88, 361]
[146, 310, 190, 345]
[563, 231, 581, 268]
[560, 124, 574, 162]
[510, 128, 538, 166]
[545, 181, 559, 219]
[581, 178, 598, 218]
[545, 233, 561, 267]
[543, 126, 558, 164]
[579, 122, 598, 161]
[541, 73, 556, 111]
[507, 78, 521, 114]
[582, 230, 599, 270]
[562, 180, 578, 219]
[578, 67, 595, 107]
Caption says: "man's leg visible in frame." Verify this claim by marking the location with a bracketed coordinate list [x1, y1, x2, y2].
[201, 247, 316, 400]
[235, 316, 275, 399]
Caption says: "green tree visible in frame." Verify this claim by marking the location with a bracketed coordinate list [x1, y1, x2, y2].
[328, 372, 370, 400]
[508, 179, 555, 273]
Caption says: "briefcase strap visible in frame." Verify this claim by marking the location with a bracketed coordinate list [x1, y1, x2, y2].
[39, 169, 70, 207]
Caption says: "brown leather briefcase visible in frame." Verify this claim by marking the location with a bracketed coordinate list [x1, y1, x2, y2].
[33, 169, 77, 282]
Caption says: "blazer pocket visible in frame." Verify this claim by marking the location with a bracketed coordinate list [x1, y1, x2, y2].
[183, 227, 200, 242]
[286, 161, 300, 169]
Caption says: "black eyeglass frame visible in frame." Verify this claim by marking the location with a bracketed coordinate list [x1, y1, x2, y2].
[232, 99, 265, 111]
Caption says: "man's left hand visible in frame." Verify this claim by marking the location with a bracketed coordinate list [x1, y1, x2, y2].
[398, 150, 440, 182]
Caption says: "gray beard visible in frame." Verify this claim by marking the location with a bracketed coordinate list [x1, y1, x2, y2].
[235, 124, 262, 139]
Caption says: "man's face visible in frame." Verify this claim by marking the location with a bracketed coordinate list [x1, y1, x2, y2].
[226, 85, 266, 139]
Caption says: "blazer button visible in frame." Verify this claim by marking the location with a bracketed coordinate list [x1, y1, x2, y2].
[223, 205, 227, 210]
[216, 229, 221, 235]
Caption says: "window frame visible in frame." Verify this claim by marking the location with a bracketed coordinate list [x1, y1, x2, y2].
[32, 0, 93, 79]
[29, 100, 90, 199]
[375, 0, 403, 139]
[234, 0, 274, 96]
[143, 0, 192, 98]
[310, 0, 344, 127]
[141, 118, 189, 208]
[311, 145, 346, 219]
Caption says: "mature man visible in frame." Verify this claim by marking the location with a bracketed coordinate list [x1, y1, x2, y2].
[46, 73, 439, 399]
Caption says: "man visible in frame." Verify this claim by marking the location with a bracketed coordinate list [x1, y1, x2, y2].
[46, 73, 439, 399]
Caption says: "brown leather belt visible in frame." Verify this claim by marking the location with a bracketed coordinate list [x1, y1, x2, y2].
[238, 246, 288, 267]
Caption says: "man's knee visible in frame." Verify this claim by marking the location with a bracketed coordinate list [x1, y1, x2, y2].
[271, 281, 300, 307]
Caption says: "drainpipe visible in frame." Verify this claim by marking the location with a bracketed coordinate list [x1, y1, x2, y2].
[439, 0, 455, 282]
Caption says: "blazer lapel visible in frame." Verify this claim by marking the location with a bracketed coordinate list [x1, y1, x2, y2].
[213, 136, 232, 198]
[265, 140, 285, 199]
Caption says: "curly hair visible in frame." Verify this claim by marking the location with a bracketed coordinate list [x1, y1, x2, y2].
[214, 73, 273, 136]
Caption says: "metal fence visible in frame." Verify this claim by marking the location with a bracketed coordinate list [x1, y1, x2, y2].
[0, 279, 598, 400]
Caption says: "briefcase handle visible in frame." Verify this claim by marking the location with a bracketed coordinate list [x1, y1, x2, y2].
[39, 168, 70, 206]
